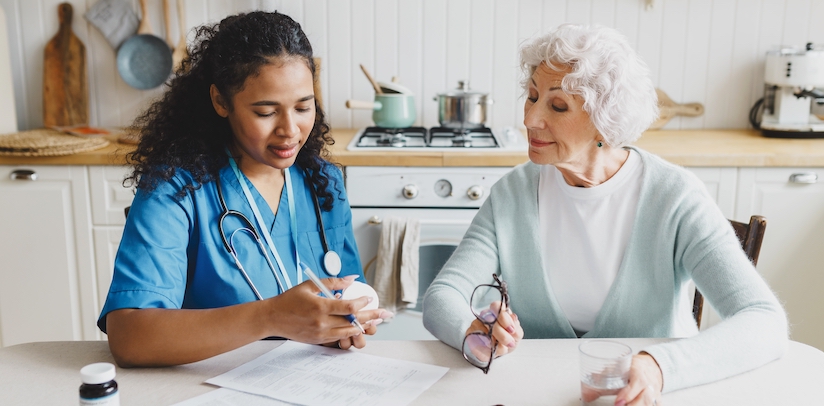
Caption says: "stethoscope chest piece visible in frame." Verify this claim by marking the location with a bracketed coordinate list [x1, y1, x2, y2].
[324, 251, 342, 276]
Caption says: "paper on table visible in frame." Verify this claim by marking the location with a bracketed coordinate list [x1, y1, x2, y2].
[171, 388, 293, 406]
[205, 341, 448, 406]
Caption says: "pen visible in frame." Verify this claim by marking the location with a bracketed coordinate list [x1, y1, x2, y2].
[301, 263, 366, 334]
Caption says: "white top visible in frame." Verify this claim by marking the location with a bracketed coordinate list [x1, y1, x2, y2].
[539, 149, 643, 333]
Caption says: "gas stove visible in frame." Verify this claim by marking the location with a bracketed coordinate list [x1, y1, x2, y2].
[346, 126, 528, 151]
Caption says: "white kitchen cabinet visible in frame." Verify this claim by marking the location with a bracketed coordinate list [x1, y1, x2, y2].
[0, 166, 97, 346]
[91, 227, 124, 340]
[736, 167, 824, 351]
[89, 166, 133, 226]
[685, 167, 738, 219]
[0, 165, 134, 346]
[89, 166, 133, 340]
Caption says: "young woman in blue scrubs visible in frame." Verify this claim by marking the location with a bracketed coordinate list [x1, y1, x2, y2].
[98, 11, 391, 367]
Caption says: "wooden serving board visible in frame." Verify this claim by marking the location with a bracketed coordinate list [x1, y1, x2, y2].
[43, 3, 88, 127]
[649, 88, 704, 130]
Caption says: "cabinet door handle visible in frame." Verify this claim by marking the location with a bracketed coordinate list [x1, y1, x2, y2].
[789, 172, 818, 184]
[9, 169, 38, 181]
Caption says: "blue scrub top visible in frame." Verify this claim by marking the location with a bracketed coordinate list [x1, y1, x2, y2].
[97, 162, 363, 333]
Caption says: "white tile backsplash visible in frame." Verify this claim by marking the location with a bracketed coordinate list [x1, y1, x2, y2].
[2, 0, 823, 132]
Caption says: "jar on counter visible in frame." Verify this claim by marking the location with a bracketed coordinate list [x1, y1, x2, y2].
[79, 362, 119, 406]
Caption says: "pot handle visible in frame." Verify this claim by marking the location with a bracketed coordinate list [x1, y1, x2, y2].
[346, 100, 381, 110]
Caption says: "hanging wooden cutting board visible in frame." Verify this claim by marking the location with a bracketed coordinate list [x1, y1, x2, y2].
[43, 3, 88, 127]
[648, 88, 704, 130]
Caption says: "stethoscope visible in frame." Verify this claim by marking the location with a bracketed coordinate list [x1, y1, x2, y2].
[217, 155, 342, 300]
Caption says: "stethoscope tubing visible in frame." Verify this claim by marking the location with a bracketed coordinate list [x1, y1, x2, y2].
[217, 180, 287, 294]
[216, 162, 339, 299]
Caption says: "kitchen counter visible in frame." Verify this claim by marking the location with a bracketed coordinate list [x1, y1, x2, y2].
[2, 128, 824, 167]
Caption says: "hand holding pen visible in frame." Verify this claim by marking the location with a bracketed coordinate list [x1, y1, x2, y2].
[301, 262, 366, 333]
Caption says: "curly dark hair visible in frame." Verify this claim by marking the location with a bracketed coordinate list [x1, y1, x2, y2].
[124, 11, 339, 210]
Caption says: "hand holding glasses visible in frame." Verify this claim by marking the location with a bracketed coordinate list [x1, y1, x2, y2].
[462, 274, 521, 374]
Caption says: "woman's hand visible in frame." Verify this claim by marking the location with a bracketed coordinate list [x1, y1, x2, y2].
[614, 352, 664, 406]
[266, 275, 389, 346]
[463, 302, 524, 361]
[330, 312, 393, 350]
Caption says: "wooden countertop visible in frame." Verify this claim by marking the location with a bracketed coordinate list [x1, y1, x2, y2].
[2, 128, 824, 167]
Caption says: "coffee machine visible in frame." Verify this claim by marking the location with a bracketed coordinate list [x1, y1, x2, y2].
[755, 43, 824, 138]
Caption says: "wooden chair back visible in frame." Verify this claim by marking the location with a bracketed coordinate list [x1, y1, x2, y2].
[692, 215, 767, 328]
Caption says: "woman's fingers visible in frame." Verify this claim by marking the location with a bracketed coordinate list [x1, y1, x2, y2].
[338, 337, 355, 350]
[615, 353, 664, 406]
[624, 385, 659, 406]
[462, 309, 524, 360]
[313, 275, 358, 292]
[491, 310, 523, 355]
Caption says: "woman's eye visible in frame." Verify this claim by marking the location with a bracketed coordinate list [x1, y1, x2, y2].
[527, 94, 538, 103]
[255, 112, 275, 117]
[552, 105, 568, 112]
[296, 107, 312, 113]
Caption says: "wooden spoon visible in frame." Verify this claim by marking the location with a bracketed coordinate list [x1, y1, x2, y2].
[360, 64, 383, 94]
[136, 0, 153, 35]
[162, 0, 175, 49]
[172, 0, 188, 72]
[649, 88, 704, 130]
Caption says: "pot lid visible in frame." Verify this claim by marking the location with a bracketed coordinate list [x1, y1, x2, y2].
[438, 80, 488, 97]
[377, 81, 414, 94]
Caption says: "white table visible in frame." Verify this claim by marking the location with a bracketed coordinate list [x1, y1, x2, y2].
[0, 338, 821, 405]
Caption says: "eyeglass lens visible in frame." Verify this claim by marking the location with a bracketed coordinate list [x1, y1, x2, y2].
[463, 283, 505, 370]
[471, 284, 504, 322]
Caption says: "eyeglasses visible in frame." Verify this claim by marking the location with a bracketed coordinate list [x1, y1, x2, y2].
[462, 274, 510, 374]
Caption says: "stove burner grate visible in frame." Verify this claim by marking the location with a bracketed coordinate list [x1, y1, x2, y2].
[428, 126, 498, 148]
[354, 126, 500, 148]
[356, 127, 427, 148]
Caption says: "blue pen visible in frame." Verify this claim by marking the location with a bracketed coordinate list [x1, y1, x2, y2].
[301, 263, 366, 334]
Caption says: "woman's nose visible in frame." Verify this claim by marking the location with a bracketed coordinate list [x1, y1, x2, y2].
[276, 112, 300, 137]
[523, 101, 547, 130]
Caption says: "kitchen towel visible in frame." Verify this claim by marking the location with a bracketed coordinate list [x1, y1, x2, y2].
[84, 0, 139, 50]
[372, 216, 421, 314]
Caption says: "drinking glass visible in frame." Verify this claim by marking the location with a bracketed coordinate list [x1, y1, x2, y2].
[578, 340, 632, 406]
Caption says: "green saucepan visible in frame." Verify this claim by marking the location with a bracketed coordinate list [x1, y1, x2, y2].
[345, 94, 416, 128]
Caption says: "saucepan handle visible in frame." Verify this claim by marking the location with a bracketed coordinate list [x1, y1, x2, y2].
[345, 100, 381, 110]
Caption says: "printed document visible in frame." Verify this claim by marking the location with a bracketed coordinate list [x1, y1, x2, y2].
[172, 388, 291, 405]
[204, 341, 449, 406]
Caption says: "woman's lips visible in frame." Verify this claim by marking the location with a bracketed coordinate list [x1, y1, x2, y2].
[530, 138, 554, 148]
[270, 144, 298, 159]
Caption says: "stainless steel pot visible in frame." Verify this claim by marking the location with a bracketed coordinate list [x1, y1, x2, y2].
[434, 80, 493, 129]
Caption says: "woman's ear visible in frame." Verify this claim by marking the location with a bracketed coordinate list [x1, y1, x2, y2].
[210, 84, 229, 118]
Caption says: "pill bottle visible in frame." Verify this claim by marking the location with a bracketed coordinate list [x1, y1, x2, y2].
[79, 362, 119, 406]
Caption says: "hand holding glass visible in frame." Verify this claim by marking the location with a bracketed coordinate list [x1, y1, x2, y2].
[579, 340, 632, 406]
[462, 274, 509, 374]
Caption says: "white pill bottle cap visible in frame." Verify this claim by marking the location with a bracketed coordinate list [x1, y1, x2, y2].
[80, 362, 116, 384]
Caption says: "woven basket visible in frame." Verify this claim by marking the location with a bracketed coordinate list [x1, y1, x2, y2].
[0, 129, 110, 157]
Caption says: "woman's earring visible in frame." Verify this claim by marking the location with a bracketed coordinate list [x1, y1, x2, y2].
[597, 141, 603, 148]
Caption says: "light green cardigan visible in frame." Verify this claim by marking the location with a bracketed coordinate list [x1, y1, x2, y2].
[422, 147, 788, 392]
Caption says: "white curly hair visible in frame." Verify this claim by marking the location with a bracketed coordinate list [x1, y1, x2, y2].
[519, 24, 659, 147]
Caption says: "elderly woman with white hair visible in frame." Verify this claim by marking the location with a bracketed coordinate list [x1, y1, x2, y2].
[422, 24, 787, 405]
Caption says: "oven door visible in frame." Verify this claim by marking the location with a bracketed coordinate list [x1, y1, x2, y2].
[351, 207, 476, 340]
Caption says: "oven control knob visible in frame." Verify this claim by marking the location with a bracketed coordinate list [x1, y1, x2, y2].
[402, 184, 419, 199]
[467, 185, 484, 200]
